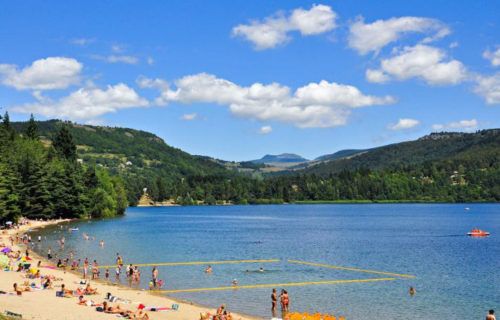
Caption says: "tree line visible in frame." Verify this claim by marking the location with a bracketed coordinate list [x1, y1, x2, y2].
[0, 112, 127, 224]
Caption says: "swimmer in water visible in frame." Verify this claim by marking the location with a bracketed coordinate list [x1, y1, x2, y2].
[259, 267, 264, 272]
[232, 279, 238, 286]
[205, 265, 212, 273]
[99, 240, 104, 247]
[409, 286, 416, 296]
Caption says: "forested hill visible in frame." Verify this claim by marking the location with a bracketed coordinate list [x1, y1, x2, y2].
[300, 130, 500, 176]
[12, 120, 231, 204]
[6, 117, 500, 208]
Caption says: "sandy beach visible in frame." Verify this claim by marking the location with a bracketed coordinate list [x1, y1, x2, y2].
[0, 219, 258, 320]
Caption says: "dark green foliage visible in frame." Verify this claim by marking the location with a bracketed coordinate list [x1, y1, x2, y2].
[0, 118, 128, 224]
[8, 119, 500, 208]
[53, 126, 77, 160]
[25, 114, 39, 140]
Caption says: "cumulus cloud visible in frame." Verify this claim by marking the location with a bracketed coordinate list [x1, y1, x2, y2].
[348, 16, 450, 55]
[474, 73, 500, 104]
[141, 73, 395, 128]
[232, 4, 337, 50]
[483, 47, 500, 67]
[181, 113, 197, 121]
[366, 44, 467, 85]
[0, 57, 82, 90]
[432, 119, 478, 131]
[91, 54, 139, 64]
[259, 125, 272, 134]
[12, 84, 148, 120]
[388, 118, 420, 130]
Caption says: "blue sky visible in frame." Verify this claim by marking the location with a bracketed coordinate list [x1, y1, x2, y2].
[1, 0, 499, 161]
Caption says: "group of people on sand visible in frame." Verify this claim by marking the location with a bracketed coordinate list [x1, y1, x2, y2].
[199, 304, 234, 320]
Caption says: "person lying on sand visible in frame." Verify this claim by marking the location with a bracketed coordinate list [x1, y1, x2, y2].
[134, 308, 150, 320]
[13, 282, 30, 295]
[59, 284, 74, 297]
[77, 295, 102, 306]
[101, 301, 134, 317]
[84, 283, 98, 295]
[42, 277, 53, 289]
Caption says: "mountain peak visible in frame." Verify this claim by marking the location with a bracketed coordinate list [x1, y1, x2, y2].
[252, 153, 308, 164]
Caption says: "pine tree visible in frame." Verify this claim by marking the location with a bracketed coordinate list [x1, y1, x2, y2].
[25, 114, 39, 140]
[53, 126, 77, 160]
[1, 111, 15, 141]
[0, 163, 21, 223]
[20, 161, 53, 219]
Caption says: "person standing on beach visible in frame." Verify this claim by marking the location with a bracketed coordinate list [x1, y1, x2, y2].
[47, 247, 52, 260]
[83, 258, 89, 279]
[115, 265, 121, 281]
[271, 288, 278, 316]
[152, 266, 159, 288]
[116, 253, 123, 268]
[280, 289, 290, 312]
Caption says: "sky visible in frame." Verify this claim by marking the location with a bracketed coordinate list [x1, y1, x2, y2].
[0, 0, 499, 161]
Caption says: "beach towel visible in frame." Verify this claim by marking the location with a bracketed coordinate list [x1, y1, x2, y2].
[4, 310, 22, 318]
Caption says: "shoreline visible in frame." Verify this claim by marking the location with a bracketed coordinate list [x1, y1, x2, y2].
[0, 219, 260, 320]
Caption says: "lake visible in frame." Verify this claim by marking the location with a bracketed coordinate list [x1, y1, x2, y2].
[31, 204, 499, 319]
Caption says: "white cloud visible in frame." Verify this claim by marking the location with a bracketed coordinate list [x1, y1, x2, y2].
[365, 69, 390, 83]
[232, 4, 337, 50]
[111, 44, 125, 53]
[474, 73, 500, 104]
[181, 113, 197, 121]
[0, 57, 82, 90]
[388, 118, 420, 130]
[70, 38, 95, 46]
[91, 54, 139, 65]
[348, 16, 450, 55]
[141, 73, 395, 128]
[432, 119, 478, 131]
[259, 125, 272, 134]
[483, 47, 500, 67]
[147, 57, 155, 66]
[12, 83, 148, 120]
[366, 44, 467, 85]
[449, 42, 459, 49]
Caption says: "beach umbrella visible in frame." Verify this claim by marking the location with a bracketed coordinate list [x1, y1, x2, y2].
[1, 247, 12, 253]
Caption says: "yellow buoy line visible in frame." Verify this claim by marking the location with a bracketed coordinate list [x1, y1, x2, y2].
[153, 277, 397, 294]
[96, 258, 281, 269]
[288, 259, 416, 279]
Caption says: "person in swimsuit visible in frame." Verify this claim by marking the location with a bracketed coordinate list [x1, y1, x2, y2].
[280, 290, 289, 312]
[271, 288, 278, 316]
[152, 266, 159, 288]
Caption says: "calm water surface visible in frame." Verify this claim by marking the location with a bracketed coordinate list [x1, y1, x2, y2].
[32, 204, 499, 319]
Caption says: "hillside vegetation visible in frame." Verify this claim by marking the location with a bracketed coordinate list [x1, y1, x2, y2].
[1, 114, 127, 224]
[8, 118, 500, 208]
[302, 130, 500, 175]
[12, 120, 232, 205]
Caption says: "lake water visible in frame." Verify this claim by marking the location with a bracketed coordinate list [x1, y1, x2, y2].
[31, 204, 499, 319]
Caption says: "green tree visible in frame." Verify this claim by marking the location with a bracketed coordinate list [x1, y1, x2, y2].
[0, 162, 21, 223]
[25, 114, 39, 140]
[53, 126, 77, 160]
